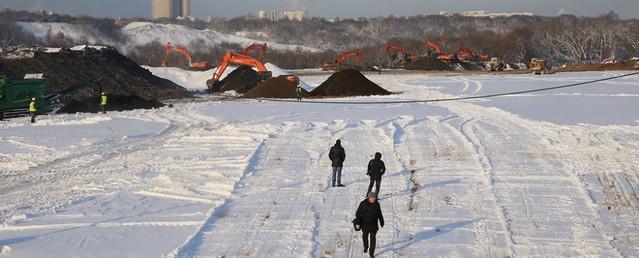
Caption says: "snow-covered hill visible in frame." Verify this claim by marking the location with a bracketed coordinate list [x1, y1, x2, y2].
[16, 21, 321, 54]
[121, 22, 320, 53]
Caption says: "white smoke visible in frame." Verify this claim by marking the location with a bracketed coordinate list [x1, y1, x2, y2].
[558, 8, 569, 16]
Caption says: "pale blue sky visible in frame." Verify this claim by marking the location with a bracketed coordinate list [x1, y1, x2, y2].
[1, 0, 637, 18]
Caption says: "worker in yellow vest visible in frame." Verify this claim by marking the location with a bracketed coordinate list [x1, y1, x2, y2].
[100, 92, 107, 114]
[29, 97, 37, 123]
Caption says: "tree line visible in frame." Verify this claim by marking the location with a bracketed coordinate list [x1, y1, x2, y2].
[1, 9, 637, 69]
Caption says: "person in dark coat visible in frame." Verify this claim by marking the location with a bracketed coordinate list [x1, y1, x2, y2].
[367, 152, 386, 196]
[354, 192, 384, 257]
[328, 139, 346, 187]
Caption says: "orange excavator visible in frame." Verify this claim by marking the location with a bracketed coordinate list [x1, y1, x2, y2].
[456, 47, 489, 62]
[162, 42, 210, 70]
[243, 43, 268, 60]
[323, 49, 362, 71]
[384, 44, 419, 64]
[421, 40, 455, 62]
[206, 52, 298, 91]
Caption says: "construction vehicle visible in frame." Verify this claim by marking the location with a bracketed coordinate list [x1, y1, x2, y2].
[243, 43, 268, 60]
[421, 40, 455, 62]
[0, 75, 48, 119]
[489, 57, 505, 71]
[529, 58, 552, 75]
[323, 50, 362, 71]
[384, 44, 418, 67]
[206, 52, 298, 91]
[162, 42, 210, 70]
[456, 47, 489, 62]
[1, 75, 102, 119]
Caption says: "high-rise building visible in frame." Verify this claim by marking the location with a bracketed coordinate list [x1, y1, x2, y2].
[152, 0, 190, 19]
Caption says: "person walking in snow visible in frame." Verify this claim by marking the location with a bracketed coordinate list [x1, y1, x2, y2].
[296, 84, 303, 101]
[367, 152, 386, 196]
[354, 192, 384, 258]
[29, 97, 37, 123]
[329, 139, 346, 187]
[100, 92, 108, 114]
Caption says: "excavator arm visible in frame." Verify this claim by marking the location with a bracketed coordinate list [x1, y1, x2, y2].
[422, 40, 455, 62]
[162, 42, 210, 70]
[384, 44, 407, 56]
[384, 44, 418, 64]
[323, 49, 363, 71]
[456, 47, 489, 62]
[207, 52, 272, 90]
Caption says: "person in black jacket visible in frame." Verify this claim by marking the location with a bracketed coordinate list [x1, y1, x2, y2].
[355, 192, 384, 257]
[328, 139, 346, 187]
[367, 152, 386, 196]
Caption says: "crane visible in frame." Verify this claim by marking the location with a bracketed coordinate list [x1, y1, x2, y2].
[242, 43, 268, 60]
[323, 50, 362, 71]
[162, 42, 210, 70]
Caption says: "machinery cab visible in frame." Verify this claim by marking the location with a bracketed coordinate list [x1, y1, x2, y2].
[0, 74, 48, 118]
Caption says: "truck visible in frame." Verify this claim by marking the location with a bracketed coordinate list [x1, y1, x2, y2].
[0, 75, 48, 119]
[0, 75, 102, 119]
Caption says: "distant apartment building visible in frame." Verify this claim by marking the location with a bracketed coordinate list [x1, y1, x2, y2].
[258, 10, 307, 21]
[440, 10, 533, 18]
[152, 0, 190, 18]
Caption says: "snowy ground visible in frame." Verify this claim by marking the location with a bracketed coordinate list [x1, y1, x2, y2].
[1, 71, 639, 257]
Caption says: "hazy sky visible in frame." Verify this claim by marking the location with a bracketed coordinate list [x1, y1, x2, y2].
[1, 0, 637, 19]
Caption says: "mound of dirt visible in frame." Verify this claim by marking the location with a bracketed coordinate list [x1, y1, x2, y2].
[404, 58, 452, 71]
[209, 66, 261, 94]
[559, 61, 636, 72]
[59, 96, 164, 113]
[311, 69, 391, 97]
[0, 47, 188, 113]
[243, 76, 308, 99]
[0, 47, 188, 100]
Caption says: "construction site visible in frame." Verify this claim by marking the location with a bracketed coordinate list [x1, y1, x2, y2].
[1, 3, 639, 258]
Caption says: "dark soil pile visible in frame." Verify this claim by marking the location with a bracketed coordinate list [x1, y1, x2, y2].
[0, 47, 188, 113]
[311, 69, 391, 97]
[243, 76, 308, 98]
[559, 61, 636, 72]
[59, 96, 164, 113]
[209, 66, 261, 94]
[404, 58, 452, 71]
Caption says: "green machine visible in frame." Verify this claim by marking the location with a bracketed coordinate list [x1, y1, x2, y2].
[0, 75, 102, 119]
[0, 75, 48, 118]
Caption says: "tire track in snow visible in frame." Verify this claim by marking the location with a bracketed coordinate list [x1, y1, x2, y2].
[169, 137, 271, 258]
[440, 102, 622, 257]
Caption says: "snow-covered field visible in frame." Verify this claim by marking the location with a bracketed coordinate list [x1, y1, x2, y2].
[1, 71, 639, 257]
